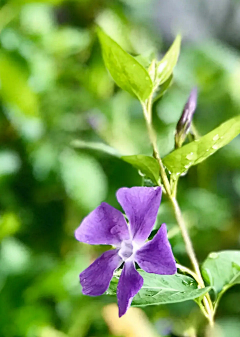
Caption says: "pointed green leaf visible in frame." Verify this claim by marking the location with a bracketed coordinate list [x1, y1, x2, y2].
[108, 272, 211, 306]
[71, 140, 120, 157]
[163, 115, 240, 175]
[201, 251, 240, 298]
[134, 51, 156, 69]
[156, 35, 181, 85]
[153, 74, 173, 103]
[97, 28, 153, 102]
[121, 155, 159, 185]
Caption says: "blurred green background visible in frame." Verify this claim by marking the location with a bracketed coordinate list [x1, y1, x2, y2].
[0, 0, 240, 336]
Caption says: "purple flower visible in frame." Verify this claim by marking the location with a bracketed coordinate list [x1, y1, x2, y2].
[75, 186, 176, 317]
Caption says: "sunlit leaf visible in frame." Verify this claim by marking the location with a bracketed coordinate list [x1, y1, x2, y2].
[108, 272, 211, 306]
[60, 149, 108, 211]
[0, 53, 39, 116]
[153, 74, 173, 102]
[97, 28, 153, 102]
[121, 155, 159, 185]
[134, 51, 156, 69]
[13, 0, 63, 5]
[71, 140, 120, 157]
[156, 35, 181, 85]
[163, 115, 240, 175]
[0, 213, 20, 241]
[201, 251, 240, 299]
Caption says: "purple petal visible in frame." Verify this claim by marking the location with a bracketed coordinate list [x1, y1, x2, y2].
[75, 202, 130, 245]
[117, 261, 144, 317]
[135, 224, 177, 275]
[80, 249, 122, 296]
[116, 187, 162, 244]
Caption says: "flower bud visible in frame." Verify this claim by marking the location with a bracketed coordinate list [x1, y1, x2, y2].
[175, 88, 198, 148]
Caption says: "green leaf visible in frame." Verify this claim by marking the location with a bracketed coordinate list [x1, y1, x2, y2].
[60, 149, 107, 211]
[134, 51, 156, 69]
[71, 140, 120, 157]
[153, 74, 173, 103]
[97, 28, 153, 102]
[156, 35, 181, 85]
[163, 115, 240, 175]
[201, 251, 240, 298]
[108, 272, 211, 306]
[121, 155, 160, 185]
[0, 53, 39, 116]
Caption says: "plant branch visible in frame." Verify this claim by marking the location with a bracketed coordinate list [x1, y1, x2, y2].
[142, 96, 214, 327]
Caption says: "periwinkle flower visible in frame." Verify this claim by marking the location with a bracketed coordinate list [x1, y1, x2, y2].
[75, 186, 176, 317]
[175, 88, 198, 148]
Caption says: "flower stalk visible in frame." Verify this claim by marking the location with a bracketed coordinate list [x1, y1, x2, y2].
[142, 94, 214, 327]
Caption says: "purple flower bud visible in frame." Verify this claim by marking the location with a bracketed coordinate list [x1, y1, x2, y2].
[175, 88, 198, 148]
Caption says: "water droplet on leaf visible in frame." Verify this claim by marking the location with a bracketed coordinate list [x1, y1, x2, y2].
[213, 134, 219, 141]
[209, 252, 219, 259]
[182, 280, 189, 286]
[186, 152, 197, 160]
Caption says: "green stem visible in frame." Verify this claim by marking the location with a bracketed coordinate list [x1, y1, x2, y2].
[142, 96, 214, 327]
[141, 101, 171, 196]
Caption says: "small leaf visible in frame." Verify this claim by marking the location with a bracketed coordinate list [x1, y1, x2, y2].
[97, 28, 153, 102]
[134, 51, 156, 69]
[163, 115, 240, 175]
[201, 251, 240, 298]
[108, 272, 211, 306]
[60, 149, 107, 211]
[71, 140, 120, 157]
[121, 155, 159, 185]
[156, 35, 181, 85]
[153, 74, 173, 103]
[0, 53, 39, 116]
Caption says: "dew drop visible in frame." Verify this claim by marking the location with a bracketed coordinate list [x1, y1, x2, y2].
[186, 152, 197, 160]
[182, 280, 189, 286]
[213, 134, 219, 141]
[209, 252, 219, 259]
[212, 144, 218, 150]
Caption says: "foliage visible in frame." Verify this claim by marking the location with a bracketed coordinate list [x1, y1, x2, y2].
[0, 0, 240, 336]
[108, 272, 211, 306]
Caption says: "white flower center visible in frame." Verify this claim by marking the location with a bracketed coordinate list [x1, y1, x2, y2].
[118, 240, 134, 261]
